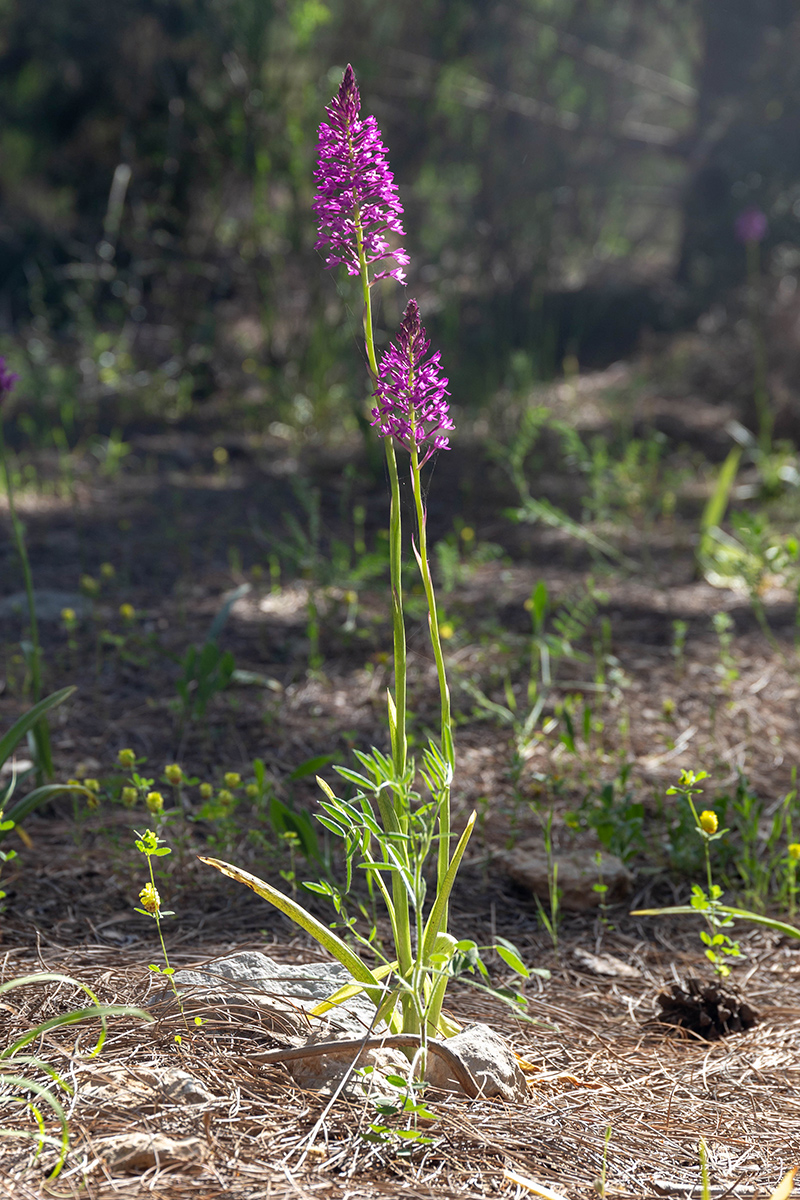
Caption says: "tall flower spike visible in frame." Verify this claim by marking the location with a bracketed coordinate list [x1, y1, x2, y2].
[0, 357, 19, 407]
[372, 299, 453, 465]
[313, 64, 409, 284]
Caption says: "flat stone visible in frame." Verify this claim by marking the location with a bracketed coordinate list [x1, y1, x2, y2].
[79, 1064, 215, 1111]
[424, 1023, 529, 1102]
[95, 1132, 207, 1173]
[169, 952, 408, 1100]
[572, 947, 640, 978]
[496, 843, 632, 911]
[167, 953, 529, 1103]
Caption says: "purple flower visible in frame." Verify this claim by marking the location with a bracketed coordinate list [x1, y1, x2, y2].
[735, 207, 768, 244]
[371, 299, 453, 465]
[313, 64, 409, 284]
[0, 357, 18, 406]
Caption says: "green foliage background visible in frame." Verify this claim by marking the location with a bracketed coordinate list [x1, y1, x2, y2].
[0, 1, 797, 430]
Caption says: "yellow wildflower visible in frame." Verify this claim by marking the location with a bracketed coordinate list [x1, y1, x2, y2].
[118, 748, 136, 767]
[699, 810, 718, 836]
[164, 764, 183, 785]
[139, 883, 161, 914]
[120, 787, 137, 807]
[146, 791, 164, 815]
[788, 843, 800, 861]
[119, 603, 136, 621]
[223, 772, 241, 789]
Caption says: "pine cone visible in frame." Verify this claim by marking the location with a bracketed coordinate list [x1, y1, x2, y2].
[654, 976, 759, 1040]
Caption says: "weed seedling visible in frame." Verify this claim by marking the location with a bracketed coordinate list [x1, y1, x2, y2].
[134, 828, 188, 1031]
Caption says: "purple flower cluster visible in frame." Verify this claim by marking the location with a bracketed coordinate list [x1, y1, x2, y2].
[0, 356, 18, 406]
[735, 207, 768, 245]
[372, 299, 453, 464]
[313, 65, 409, 284]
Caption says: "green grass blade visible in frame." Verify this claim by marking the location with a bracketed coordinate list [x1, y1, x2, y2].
[631, 903, 800, 939]
[421, 812, 476, 958]
[0, 688, 76, 768]
[699, 445, 742, 557]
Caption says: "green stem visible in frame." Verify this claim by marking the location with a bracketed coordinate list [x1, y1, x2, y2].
[355, 212, 413, 1019]
[409, 445, 454, 921]
[147, 856, 187, 1029]
[0, 421, 52, 780]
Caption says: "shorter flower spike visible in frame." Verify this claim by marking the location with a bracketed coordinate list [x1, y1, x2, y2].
[372, 299, 453, 465]
[313, 64, 408, 283]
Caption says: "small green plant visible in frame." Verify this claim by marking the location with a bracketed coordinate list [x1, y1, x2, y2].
[676, 772, 741, 976]
[359, 1069, 438, 1152]
[0, 972, 150, 1178]
[571, 767, 645, 866]
[711, 611, 738, 690]
[593, 1124, 613, 1197]
[534, 807, 560, 954]
[671, 619, 688, 676]
[698, 1136, 711, 1200]
[175, 583, 248, 729]
[497, 405, 624, 562]
[134, 829, 188, 1032]
[785, 842, 800, 920]
[593, 852, 613, 932]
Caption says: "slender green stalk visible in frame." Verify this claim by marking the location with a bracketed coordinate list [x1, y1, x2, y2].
[354, 208, 414, 1010]
[0, 421, 52, 779]
[409, 444, 454, 916]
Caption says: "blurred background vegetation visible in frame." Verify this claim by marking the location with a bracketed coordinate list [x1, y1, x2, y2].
[1, 0, 799, 439]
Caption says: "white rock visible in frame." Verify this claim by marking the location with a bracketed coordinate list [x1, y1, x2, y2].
[424, 1023, 529, 1102]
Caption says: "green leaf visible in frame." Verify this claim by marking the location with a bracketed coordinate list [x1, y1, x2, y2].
[1, 783, 88, 841]
[495, 940, 530, 977]
[289, 753, 336, 781]
[198, 856, 385, 1005]
[0, 687, 76, 768]
[421, 812, 476, 957]
[699, 446, 742, 558]
[632, 903, 800, 940]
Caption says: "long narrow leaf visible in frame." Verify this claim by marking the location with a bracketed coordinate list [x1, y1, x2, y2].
[0, 1075, 69, 1177]
[631, 904, 800, 940]
[421, 812, 476, 958]
[0, 688, 76, 768]
[309, 961, 397, 1017]
[198, 857, 383, 1001]
[1, 784, 89, 841]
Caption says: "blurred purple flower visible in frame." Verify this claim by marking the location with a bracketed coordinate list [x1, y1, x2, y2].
[735, 207, 768, 245]
[0, 357, 19, 406]
[313, 64, 409, 284]
[371, 299, 453, 465]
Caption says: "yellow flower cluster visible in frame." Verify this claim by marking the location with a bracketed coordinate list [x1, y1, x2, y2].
[699, 810, 718, 835]
[139, 882, 160, 914]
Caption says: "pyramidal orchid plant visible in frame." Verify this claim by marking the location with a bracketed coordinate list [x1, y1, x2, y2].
[201, 66, 530, 1042]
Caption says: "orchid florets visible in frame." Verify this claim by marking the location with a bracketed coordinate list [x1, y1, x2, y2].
[313, 64, 409, 284]
[371, 299, 453, 465]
